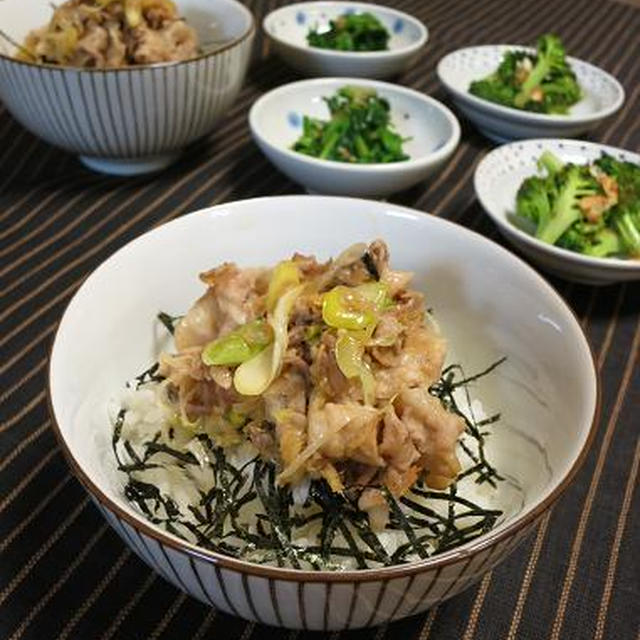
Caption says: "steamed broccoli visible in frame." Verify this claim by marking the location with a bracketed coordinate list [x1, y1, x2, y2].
[516, 175, 554, 227]
[514, 151, 640, 260]
[557, 224, 621, 258]
[469, 34, 581, 114]
[467, 50, 528, 108]
[538, 149, 565, 175]
[536, 165, 599, 244]
[612, 207, 640, 258]
[595, 154, 640, 257]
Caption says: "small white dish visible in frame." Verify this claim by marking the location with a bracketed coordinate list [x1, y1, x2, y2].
[263, 1, 428, 79]
[438, 45, 625, 143]
[474, 138, 640, 285]
[249, 77, 460, 197]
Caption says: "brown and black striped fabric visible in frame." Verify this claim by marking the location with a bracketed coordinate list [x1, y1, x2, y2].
[1, 0, 639, 638]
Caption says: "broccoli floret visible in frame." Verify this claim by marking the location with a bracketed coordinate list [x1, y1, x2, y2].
[558, 225, 621, 257]
[470, 34, 580, 113]
[538, 150, 565, 175]
[516, 175, 554, 227]
[514, 35, 569, 108]
[593, 154, 640, 257]
[537, 73, 582, 114]
[595, 154, 640, 204]
[468, 78, 518, 107]
[584, 228, 622, 257]
[469, 50, 527, 107]
[536, 165, 599, 245]
[612, 207, 640, 258]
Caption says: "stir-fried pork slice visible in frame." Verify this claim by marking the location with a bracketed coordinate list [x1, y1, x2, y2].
[246, 421, 277, 461]
[20, 0, 199, 67]
[307, 401, 383, 467]
[130, 18, 198, 64]
[396, 387, 464, 489]
[312, 333, 352, 399]
[174, 263, 268, 350]
[316, 240, 392, 290]
[374, 326, 447, 400]
[158, 349, 237, 420]
[262, 367, 308, 470]
[358, 488, 389, 531]
[379, 406, 421, 473]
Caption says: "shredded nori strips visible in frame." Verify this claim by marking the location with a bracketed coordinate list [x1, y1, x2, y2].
[114, 356, 508, 570]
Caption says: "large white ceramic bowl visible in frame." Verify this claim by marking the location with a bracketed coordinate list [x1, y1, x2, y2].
[49, 195, 598, 630]
[474, 138, 640, 285]
[263, 1, 427, 79]
[249, 78, 460, 197]
[0, 0, 254, 175]
[437, 45, 625, 143]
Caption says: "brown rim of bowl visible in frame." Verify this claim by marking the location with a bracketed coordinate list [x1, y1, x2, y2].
[46, 242, 601, 585]
[0, 0, 255, 73]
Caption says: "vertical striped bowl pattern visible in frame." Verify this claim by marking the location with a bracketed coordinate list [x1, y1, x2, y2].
[0, 0, 255, 173]
[48, 197, 599, 632]
[95, 500, 539, 630]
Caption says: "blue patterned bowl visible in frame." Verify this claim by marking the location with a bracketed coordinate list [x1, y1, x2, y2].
[0, 0, 254, 175]
[263, 1, 428, 79]
[249, 77, 460, 197]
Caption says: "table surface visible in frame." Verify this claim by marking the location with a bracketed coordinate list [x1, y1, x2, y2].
[1, 0, 639, 639]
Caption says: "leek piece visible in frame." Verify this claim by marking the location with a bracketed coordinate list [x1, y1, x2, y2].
[234, 286, 304, 396]
[266, 260, 300, 311]
[322, 282, 389, 331]
[202, 319, 272, 366]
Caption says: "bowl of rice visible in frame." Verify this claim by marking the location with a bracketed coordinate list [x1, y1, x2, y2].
[48, 195, 598, 629]
[0, 0, 254, 175]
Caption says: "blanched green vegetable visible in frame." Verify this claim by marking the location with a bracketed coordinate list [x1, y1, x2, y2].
[515, 150, 640, 259]
[469, 34, 581, 114]
[292, 86, 409, 164]
[322, 282, 389, 331]
[307, 12, 389, 51]
[202, 320, 272, 366]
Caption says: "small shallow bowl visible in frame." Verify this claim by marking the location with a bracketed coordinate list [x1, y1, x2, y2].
[437, 45, 624, 143]
[49, 195, 598, 630]
[474, 138, 640, 285]
[263, 1, 427, 79]
[249, 77, 460, 197]
[474, 139, 640, 285]
[0, 0, 254, 175]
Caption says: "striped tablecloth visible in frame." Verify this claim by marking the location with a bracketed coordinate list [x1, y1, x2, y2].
[1, 0, 639, 638]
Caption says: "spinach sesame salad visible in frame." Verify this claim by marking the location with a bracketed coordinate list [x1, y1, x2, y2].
[469, 34, 581, 115]
[306, 12, 390, 52]
[292, 86, 409, 164]
[110, 242, 515, 570]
